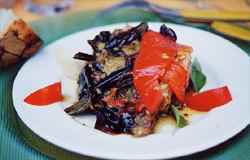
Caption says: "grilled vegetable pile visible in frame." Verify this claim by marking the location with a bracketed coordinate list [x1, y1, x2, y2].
[64, 23, 232, 137]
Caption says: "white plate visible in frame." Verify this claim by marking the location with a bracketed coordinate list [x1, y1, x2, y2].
[13, 22, 250, 160]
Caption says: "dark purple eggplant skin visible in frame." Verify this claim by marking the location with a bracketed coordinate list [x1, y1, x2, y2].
[86, 23, 147, 58]
[120, 111, 135, 132]
[94, 66, 131, 92]
[160, 24, 177, 41]
[99, 31, 111, 42]
[64, 96, 92, 115]
[95, 106, 135, 133]
[87, 40, 99, 53]
[87, 30, 111, 53]
[78, 65, 133, 107]
[95, 107, 121, 133]
[117, 75, 133, 89]
[73, 52, 95, 61]
[126, 55, 136, 69]
[105, 22, 148, 56]
[78, 68, 92, 100]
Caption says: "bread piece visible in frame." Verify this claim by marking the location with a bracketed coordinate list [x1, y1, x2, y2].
[0, 9, 43, 68]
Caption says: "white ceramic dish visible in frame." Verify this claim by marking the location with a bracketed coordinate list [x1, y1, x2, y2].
[13, 22, 250, 160]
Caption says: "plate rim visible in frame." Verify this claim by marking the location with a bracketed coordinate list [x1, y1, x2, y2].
[13, 22, 250, 160]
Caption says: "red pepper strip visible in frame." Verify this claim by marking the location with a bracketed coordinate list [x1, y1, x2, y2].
[103, 88, 128, 107]
[136, 80, 164, 113]
[185, 86, 232, 112]
[105, 98, 128, 107]
[133, 66, 164, 93]
[134, 31, 178, 71]
[24, 82, 63, 106]
[133, 31, 193, 113]
[133, 31, 178, 113]
[161, 61, 188, 102]
[140, 31, 179, 58]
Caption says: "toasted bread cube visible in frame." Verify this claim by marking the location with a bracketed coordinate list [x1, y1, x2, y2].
[0, 9, 43, 68]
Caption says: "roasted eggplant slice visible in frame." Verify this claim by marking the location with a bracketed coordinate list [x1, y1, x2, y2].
[94, 67, 131, 92]
[78, 68, 92, 100]
[105, 22, 148, 56]
[95, 106, 135, 134]
[73, 52, 95, 61]
[160, 24, 177, 41]
[64, 95, 92, 115]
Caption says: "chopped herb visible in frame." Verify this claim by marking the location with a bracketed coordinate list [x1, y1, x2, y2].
[171, 105, 188, 128]
[191, 58, 207, 92]
[127, 88, 133, 101]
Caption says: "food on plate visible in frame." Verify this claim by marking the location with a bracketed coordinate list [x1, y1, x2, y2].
[24, 82, 63, 106]
[62, 22, 232, 137]
[22, 22, 232, 136]
[0, 9, 43, 68]
[185, 86, 232, 112]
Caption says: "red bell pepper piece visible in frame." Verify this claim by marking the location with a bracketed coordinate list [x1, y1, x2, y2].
[24, 82, 63, 106]
[133, 31, 178, 113]
[103, 88, 128, 107]
[133, 31, 191, 113]
[161, 62, 188, 102]
[136, 80, 164, 113]
[185, 86, 232, 111]
[140, 31, 179, 58]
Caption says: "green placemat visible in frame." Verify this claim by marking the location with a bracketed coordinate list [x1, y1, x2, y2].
[0, 8, 249, 160]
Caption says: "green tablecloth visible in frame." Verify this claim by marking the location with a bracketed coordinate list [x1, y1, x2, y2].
[0, 9, 249, 160]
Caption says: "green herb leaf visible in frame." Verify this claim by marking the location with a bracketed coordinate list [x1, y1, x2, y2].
[127, 88, 133, 101]
[191, 58, 207, 92]
[171, 105, 188, 128]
